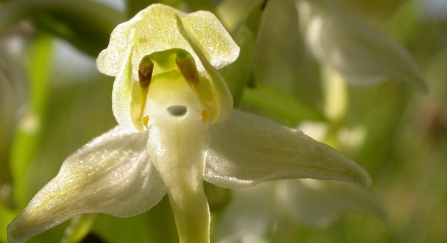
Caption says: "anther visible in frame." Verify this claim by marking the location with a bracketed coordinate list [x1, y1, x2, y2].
[175, 51, 200, 85]
[130, 56, 153, 131]
[139, 55, 154, 88]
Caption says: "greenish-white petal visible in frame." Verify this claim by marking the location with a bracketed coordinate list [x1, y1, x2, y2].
[300, 2, 428, 92]
[276, 179, 388, 228]
[110, 34, 137, 131]
[204, 110, 371, 189]
[147, 90, 211, 243]
[7, 126, 165, 243]
[97, 4, 239, 80]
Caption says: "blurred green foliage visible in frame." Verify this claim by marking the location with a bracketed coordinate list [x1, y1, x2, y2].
[1, 0, 447, 242]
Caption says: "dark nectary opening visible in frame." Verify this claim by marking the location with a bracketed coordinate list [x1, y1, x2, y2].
[167, 105, 187, 116]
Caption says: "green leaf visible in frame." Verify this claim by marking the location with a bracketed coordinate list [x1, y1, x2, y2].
[243, 82, 325, 124]
[0, 0, 124, 57]
[220, 0, 266, 107]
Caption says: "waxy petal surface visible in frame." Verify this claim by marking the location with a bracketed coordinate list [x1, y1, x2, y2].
[7, 126, 165, 243]
[204, 110, 371, 189]
[97, 4, 239, 80]
[111, 37, 136, 131]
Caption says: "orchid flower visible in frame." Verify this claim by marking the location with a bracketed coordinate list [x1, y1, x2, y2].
[297, 0, 428, 92]
[7, 4, 371, 243]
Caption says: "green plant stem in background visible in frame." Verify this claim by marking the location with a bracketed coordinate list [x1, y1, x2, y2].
[61, 214, 98, 243]
[323, 66, 348, 147]
[243, 82, 325, 125]
[10, 34, 52, 207]
[0, 47, 27, 198]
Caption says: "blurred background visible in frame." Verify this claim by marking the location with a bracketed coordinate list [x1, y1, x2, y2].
[1, 0, 446, 242]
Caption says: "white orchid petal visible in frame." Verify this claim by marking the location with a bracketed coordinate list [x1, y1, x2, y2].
[302, 4, 428, 92]
[7, 126, 165, 243]
[204, 110, 371, 189]
[110, 34, 137, 131]
[276, 179, 388, 228]
[97, 4, 239, 80]
[148, 106, 211, 243]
